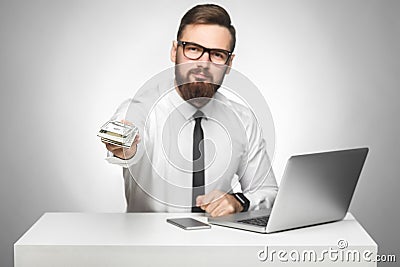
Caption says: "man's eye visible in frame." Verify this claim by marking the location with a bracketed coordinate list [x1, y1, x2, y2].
[187, 46, 200, 52]
[213, 52, 225, 59]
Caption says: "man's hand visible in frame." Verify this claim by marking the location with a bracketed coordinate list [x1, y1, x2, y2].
[196, 190, 243, 217]
[102, 120, 141, 160]
[103, 134, 140, 159]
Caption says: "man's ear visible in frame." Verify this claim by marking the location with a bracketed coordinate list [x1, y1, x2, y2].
[170, 40, 177, 63]
[225, 54, 235, 74]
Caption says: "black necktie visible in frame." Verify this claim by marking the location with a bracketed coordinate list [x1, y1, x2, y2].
[192, 110, 205, 212]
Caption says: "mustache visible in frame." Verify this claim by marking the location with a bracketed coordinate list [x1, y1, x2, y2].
[188, 68, 213, 79]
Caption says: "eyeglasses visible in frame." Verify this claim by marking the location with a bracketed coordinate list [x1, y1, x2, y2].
[177, 40, 232, 65]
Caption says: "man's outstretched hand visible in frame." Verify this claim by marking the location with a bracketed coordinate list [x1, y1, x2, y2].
[196, 190, 243, 217]
[102, 120, 141, 160]
[103, 134, 140, 160]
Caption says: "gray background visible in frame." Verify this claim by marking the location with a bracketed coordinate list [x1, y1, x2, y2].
[0, 0, 399, 266]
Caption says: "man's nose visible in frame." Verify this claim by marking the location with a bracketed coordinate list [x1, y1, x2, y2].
[196, 51, 212, 67]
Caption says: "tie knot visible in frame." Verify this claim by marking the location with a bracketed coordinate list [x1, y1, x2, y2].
[193, 110, 205, 121]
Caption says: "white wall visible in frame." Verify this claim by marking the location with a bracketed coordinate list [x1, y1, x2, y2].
[1, 1, 399, 266]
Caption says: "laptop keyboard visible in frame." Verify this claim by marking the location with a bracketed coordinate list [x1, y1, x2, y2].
[238, 216, 270, 227]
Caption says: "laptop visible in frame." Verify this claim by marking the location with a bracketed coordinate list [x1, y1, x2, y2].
[208, 147, 369, 233]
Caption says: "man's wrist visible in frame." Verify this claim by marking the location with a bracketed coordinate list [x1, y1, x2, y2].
[113, 145, 137, 160]
[113, 152, 135, 160]
[231, 192, 250, 212]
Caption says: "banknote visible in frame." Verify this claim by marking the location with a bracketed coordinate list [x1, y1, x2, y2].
[97, 120, 138, 148]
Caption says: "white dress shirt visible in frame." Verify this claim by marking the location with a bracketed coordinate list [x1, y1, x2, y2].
[106, 79, 277, 212]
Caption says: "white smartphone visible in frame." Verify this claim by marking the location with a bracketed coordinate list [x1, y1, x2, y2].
[166, 217, 211, 230]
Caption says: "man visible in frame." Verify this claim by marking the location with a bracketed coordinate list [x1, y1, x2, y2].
[103, 4, 278, 217]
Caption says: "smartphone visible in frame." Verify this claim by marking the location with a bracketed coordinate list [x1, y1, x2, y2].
[166, 217, 211, 230]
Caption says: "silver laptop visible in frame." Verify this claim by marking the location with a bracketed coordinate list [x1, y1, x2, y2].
[208, 147, 369, 233]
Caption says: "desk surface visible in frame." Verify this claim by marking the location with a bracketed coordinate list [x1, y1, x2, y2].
[15, 212, 376, 247]
[15, 213, 378, 267]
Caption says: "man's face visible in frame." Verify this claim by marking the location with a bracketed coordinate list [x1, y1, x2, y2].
[171, 24, 235, 107]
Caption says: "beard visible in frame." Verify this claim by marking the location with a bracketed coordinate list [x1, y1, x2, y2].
[175, 63, 222, 107]
[178, 81, 219, 102]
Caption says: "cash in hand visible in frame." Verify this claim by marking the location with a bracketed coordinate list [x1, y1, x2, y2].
[97, 120, 138, 148]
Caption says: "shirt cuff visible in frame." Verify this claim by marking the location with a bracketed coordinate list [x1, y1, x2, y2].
[244, 190, 277, 211]
[105, 150, 141, 167]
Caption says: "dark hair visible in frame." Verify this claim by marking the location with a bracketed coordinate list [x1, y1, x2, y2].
[177, 4, 236, 52]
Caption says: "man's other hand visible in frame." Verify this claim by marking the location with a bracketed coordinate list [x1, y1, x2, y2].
[196, 190, 243, 217]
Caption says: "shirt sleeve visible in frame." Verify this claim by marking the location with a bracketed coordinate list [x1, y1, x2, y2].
[237, 112, 278, 211]
[105, 150, 142, 167]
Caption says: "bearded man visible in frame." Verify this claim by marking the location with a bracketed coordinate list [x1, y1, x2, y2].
[103, 4, 278, 216]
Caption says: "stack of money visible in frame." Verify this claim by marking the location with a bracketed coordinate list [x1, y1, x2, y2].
[97, 120, 138, 148]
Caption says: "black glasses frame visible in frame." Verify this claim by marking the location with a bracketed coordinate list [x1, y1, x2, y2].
[177, 40, 233, 65]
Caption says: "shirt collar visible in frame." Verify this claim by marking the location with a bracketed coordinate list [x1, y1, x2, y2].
[169, 86, 197, 121]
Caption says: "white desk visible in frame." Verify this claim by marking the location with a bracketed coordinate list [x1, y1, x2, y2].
[14, 213, 377, 266]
